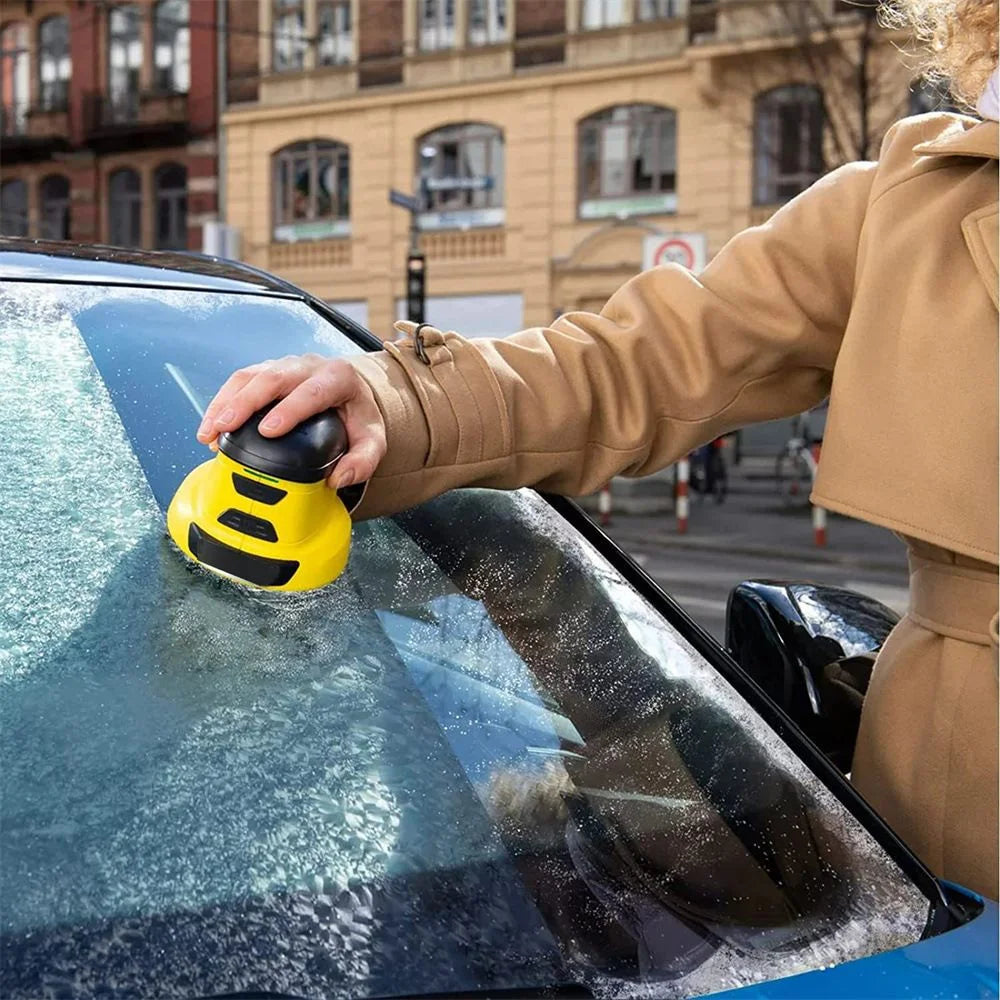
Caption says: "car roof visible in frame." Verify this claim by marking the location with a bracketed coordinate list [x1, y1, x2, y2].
[0, 237, 297, 297]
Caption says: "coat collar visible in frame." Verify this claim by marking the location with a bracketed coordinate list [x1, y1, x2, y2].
[912, 118, 999, 160]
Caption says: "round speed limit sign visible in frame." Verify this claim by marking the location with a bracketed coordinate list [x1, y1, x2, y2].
[652, 238, 696, 269]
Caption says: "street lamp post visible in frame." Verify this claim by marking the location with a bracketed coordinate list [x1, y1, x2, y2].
[389, 147, 435, 325]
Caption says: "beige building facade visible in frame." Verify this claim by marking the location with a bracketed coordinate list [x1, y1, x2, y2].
[222, 0, 924, 338]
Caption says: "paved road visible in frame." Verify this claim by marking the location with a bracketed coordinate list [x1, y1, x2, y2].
[595, 483, 910, 642]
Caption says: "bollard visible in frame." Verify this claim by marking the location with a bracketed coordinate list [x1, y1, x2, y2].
[813, 504, 827, 547]
[676, 457, 690, 534]
[810, 442, 825, 545]
[598, 483, 612, 527]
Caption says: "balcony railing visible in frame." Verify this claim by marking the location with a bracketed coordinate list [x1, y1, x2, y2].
[82, 89, 187, 138]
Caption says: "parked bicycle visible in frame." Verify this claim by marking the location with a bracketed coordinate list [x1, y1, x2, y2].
[775, 408, 824, 506]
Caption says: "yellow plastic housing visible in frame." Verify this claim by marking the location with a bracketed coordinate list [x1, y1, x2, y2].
[167, 451, 351, 592]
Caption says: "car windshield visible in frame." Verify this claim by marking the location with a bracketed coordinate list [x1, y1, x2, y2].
[1, 280, 929, 1000]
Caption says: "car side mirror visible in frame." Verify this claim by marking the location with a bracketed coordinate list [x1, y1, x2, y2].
[725, 581, 900, 771]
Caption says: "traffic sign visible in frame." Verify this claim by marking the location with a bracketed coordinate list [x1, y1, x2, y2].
[424, 175, 494, 192]
[642, 233, 708, 273]
[389, 188, 421, 213]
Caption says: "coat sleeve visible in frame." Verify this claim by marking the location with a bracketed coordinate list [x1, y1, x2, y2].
[350, 156, 879, 520]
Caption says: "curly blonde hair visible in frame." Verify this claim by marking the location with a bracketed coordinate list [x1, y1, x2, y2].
[882, 0, 1000, 107]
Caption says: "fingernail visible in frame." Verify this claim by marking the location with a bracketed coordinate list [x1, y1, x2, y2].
[215, 408, 235, 426]
[261, 415, 281, 431]
[197, 417, 211, 436]
[332, 468, 354, 490]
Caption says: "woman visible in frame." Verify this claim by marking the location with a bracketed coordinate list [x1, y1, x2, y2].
[198, 2, 999, 897]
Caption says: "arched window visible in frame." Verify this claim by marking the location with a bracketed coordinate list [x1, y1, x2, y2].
[753, 85, 824, 206]
[108, 6, 142, 121]
[40, 174, 71, 240]
[38, 16, 71, 111]
[1, 22, 29, 135]
[272, 139, 350, 242]
[0, 178, 28, 236]
[154, 0, 189, 94]
[109, 168, 142, 247]
[154, 162, 187, 250]
[577, 104, 677, 219]
[416, 122, 504, 228]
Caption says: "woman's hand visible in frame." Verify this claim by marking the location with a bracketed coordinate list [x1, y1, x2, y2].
[196, 354, 386, 490]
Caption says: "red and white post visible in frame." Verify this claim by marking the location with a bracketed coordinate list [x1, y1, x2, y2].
[810, 443, 826, 546]
[598, 483, 612, 527]
[676, 457, 690, 534]
[812, 505, 828, 547]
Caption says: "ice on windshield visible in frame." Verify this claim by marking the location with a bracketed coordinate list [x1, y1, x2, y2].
[1, 283, 930, 1000]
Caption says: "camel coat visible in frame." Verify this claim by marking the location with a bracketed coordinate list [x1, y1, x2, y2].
[351, 113, 1000, 897]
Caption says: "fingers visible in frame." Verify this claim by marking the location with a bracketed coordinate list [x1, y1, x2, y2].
[196, 364, 266, 443]
[255, 361, 358, 438]
[326, 375, 386, 490]
[194, 354, 388, 494]
[328, 429, 385, 491]
[197, 355, 321, 443]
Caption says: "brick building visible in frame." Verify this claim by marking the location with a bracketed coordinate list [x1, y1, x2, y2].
[0, 0, 218, 249]
[221, 0, 931, 337]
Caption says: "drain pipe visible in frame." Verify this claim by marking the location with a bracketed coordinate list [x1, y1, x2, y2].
[216, 0, 227, 225]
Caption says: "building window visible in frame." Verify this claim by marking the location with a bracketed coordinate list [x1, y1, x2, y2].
[0, 179, 28, 236]
[318, 1, 352, 65]
[469, 0, 507, 45]
[909, 76, 960, 115]
[38, 16, 71, 111]
[578, 104, 677, 219]
[108, 6, 142, 121]
[580, 0, 626, 30]
[109, 168, 142, 247]
[417, 122, 505, 230]
[40, 175, 71, 240]
[273, 0, 306, 72]
[273, 139, 350, 242]
[154, 163, 187, 250]
[153, 0, 190, 93]
[419, 0, 456, 51]
[1, 22, 29, 135]
[753, 85, 824, 205]
[637, 0, 681, 20]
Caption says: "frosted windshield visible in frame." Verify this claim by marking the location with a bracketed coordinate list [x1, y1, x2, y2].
[0, 283, 929, 1000]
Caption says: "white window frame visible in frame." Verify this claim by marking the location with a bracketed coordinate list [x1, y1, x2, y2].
[272, 139, 351, 243]
[38, 16, 71, 112]
[468, 0, 508, 46]
[580, 0, 626, 30]
[419, 0, 456, 52]
[753, 85, 825, 205]
[272, 0, 307, 72]
[578, 104, 678, 219]
[417, 122, 505, 230]
[153, 0, 190, 94]
[318, 0, 352, 66]
[1, 22, 30, 134]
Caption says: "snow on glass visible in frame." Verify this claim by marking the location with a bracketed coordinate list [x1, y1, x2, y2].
[0, 283, 928, 1000]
